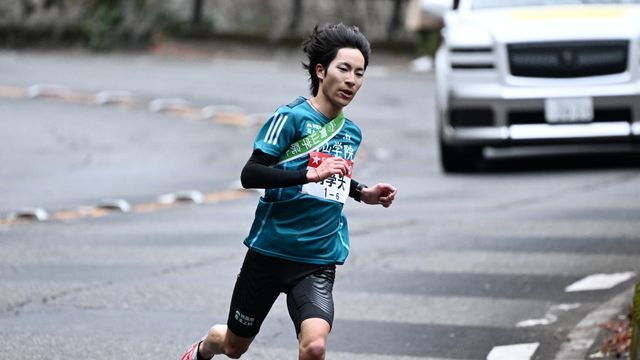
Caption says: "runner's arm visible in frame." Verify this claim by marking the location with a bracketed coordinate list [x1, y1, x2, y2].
[241, 149, 308, 189]
[241, 149, 365, 201]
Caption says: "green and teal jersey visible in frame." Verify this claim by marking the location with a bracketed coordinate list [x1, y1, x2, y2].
[244, 96, 362, 265]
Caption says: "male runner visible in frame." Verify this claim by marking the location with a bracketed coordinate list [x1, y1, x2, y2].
[181, 23, 397, 360]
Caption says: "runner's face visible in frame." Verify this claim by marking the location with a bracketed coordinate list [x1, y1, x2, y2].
[317, 48, 365, 110]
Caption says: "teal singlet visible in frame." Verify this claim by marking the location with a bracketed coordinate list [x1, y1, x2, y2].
[244, 97, 362, 265]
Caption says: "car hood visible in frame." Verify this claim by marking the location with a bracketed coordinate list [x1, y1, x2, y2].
[446, 4, 640, 44]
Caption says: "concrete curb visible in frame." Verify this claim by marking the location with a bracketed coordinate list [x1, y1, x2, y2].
[554, 286, 635, 360]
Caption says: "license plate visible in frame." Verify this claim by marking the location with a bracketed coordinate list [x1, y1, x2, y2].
[544, 97, 594, 123]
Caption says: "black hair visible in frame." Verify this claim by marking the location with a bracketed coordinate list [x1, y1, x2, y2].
[302, 23, 371, 96]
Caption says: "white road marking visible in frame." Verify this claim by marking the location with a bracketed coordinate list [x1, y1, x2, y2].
[487, 342, 539, 360]
[517, 314, 557, 327]
[565, 272, 636, 292]
[551, 303, 581, 311]
[516, 303, 581, 327]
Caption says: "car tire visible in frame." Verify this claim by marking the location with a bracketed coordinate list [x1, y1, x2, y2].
[439, 139, 482, 173]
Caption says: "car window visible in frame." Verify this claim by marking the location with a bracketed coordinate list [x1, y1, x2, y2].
[471, 0, 640, 10]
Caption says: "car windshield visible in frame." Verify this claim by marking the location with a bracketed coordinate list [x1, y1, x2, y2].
[471, 0, 640, 9]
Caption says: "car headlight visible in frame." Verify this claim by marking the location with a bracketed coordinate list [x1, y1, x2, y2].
[445, 24, 495, 70]
[450, 46, 494, 69]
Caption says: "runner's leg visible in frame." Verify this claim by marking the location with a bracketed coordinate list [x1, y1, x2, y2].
[198, 325, 253, 359]
[286, 266, 336, 360]
[298, 318, 331, 360]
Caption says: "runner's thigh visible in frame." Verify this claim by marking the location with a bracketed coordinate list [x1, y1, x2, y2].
[227, 250, 281, 338]
[286, 265, 336, 335]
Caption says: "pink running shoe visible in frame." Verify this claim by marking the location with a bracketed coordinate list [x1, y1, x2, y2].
[180, 341, 200, 360]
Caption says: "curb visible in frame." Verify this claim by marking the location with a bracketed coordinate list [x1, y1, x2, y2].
[631, 281, 639, 360]
[0, 189, 254, 226]
[554, 286, 635, 360]
[0, 83, 261, 127]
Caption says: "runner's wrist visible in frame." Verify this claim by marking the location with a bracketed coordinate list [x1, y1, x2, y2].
[352, 182, 367, 202]
[306, 168, 320, 183]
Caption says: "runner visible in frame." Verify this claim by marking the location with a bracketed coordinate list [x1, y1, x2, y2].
[181, 22, 397, 360]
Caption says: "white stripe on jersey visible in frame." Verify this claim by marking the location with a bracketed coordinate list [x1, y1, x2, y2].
[268, 114, 284, 144]
[263, 113, 280, 144]
[272, 115, 288, 145]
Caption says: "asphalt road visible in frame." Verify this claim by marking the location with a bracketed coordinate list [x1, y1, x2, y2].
[0, 48, 639, 360]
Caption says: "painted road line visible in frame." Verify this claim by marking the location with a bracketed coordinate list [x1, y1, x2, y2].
[0, 85, 27, 98]
[565, 272, 636, 292]
[486, 342, 539, 360]
[54, 91, 96, 104]
[516, 303, 581, 328]
[132, 202, 175, 213]
[50, 207, 114, 221]
[554, 286, 635, 360]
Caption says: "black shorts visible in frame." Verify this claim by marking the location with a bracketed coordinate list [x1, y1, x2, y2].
[227, 249, 336, 338]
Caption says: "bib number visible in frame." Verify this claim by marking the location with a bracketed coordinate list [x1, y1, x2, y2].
[301, 152, 352, 204]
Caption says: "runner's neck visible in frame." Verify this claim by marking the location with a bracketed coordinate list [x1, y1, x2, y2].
[309, 97, 342, 119]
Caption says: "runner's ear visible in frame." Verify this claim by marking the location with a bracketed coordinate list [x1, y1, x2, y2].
[315, 64, 325, 81]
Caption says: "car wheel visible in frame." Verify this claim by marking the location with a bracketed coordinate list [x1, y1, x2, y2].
[439, 139, 482, 173]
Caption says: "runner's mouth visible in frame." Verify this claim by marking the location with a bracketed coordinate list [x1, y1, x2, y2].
[339, 89, 354, 99]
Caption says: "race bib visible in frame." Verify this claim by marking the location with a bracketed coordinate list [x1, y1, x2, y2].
[301, 152, 352, 204]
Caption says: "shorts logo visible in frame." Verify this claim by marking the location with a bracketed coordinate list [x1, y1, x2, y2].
[234, 309, 255, 327]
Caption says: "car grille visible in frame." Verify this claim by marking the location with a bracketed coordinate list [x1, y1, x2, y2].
[508, 41, 629, 78]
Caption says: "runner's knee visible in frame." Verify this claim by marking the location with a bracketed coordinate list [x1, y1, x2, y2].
[299, 338, 326, 360]
[205, 324, 226, 343]
[223, 344, 247, 359]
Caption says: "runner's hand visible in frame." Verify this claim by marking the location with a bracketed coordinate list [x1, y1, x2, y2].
[361, 183, 397, 208]
[307, 157, 350, 182]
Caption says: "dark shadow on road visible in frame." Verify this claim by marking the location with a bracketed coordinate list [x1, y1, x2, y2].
[477, 152, 640, 173]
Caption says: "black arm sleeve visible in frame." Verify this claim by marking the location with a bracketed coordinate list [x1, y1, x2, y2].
[241, 149, 365, 200]
[240, 149, 308, 189]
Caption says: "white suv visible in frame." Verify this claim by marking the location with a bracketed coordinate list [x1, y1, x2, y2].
[435, 0, 640, 172]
